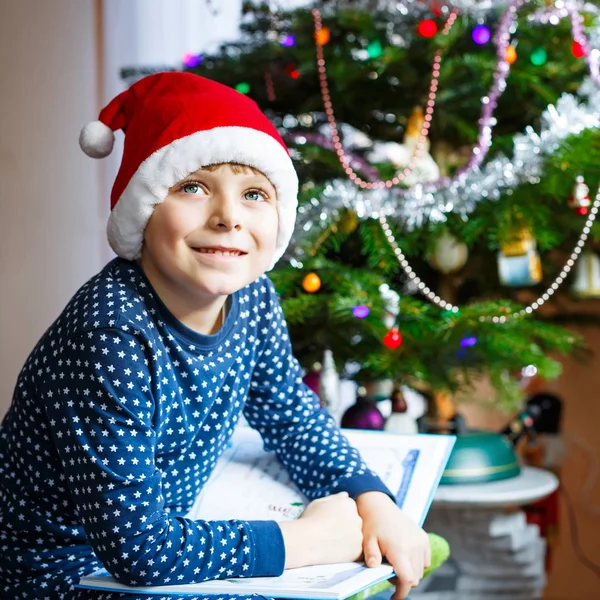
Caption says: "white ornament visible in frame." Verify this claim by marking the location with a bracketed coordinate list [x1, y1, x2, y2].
[319, 121, 373, 150]
[385, 413, 419, 435]
[368, 141, 440, 186]
[568, 175, 591, 213]
[572, 251, 600, 298]
[379, 284, 400, 328]
[428, 232, 469, 274]
[318, 349, 340, 415]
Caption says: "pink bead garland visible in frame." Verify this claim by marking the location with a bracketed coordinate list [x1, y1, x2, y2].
[312, 7, 458, 190]
[566, 1, 600, 87]
[312, 0, 525, 191]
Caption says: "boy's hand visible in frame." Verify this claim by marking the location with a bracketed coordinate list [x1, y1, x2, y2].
[279, 492, 363, 569]
[356, 491, 431, 600]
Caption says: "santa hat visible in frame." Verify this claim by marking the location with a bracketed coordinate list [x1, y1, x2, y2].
[79, 72, 298, 268]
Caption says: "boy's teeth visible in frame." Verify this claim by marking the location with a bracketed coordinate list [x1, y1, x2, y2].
[197, 248, 241, 256]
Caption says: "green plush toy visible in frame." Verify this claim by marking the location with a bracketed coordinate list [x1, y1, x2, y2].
[347, 533, 450, 600]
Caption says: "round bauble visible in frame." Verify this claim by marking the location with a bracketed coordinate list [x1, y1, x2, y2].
[428, 232, 468, 274]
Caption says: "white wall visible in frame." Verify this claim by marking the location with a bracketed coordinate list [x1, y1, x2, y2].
[0, 0, 104, 416]
[0, 0, 313, 417]
[100, 0, 310, 190]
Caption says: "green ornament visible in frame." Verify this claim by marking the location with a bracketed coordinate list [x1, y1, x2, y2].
[367, 39, 383, 59]
[530, 47, 548, 66]
[235, 82, 251, 94]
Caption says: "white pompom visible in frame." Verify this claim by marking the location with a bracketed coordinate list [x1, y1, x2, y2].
[79, 120, 115, 158]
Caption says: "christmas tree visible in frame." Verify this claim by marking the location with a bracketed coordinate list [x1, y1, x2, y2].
[128, 0, 600, 408]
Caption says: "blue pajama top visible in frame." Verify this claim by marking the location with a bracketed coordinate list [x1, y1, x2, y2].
[0, 258, 390, 599]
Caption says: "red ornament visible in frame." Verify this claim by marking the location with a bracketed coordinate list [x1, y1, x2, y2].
[284, 62, 300, 79]
[383, 328, 403, 349]
[572, 41, 585, 59]
[418, 19, 438, 38]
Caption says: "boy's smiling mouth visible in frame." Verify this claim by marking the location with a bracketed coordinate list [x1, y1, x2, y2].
[192, 246, 247, 257]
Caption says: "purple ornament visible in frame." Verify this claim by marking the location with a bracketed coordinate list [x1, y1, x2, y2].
[303, 371, 320, 395]
[183, 53, 202, 68]
[352, 305, 370, 318]
[472, 25, 491, 45]
[460, 336, 477, 347]
[341, 397, 385, 430]
[281, 34, 296, 47]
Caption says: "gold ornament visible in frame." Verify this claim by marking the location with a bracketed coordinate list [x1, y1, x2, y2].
[403, 106, 429, 151]
[498, 227, 542, 287]
[500, 227, 536, 257]
[339, 209, 359, 234]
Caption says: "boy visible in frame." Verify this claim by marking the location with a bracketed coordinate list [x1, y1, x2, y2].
[0, 73, 430, 600]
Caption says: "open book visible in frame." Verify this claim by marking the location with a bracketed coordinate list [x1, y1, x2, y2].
[77, 427, 455, 599]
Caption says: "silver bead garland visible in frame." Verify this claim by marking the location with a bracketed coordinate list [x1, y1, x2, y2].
[379, 186, 600, 321]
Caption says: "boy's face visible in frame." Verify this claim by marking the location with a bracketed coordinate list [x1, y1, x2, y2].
[141, 164, 278, 305]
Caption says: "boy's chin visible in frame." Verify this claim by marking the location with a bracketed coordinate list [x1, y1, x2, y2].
[192, 272, 261, 296]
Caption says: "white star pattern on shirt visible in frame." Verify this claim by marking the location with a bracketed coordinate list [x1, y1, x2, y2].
[0, 259, 385, 600]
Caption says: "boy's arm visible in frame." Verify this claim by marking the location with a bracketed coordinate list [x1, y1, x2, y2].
[243, 278, 393, 502]
[44, 327, 284, 587]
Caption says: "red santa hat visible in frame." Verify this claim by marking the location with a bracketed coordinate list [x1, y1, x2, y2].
[79, 72, 298, 268]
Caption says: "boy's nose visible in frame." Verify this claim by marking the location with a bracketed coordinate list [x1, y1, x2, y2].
[210, 195, 242, 231]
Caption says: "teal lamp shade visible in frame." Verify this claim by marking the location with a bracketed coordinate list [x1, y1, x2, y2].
[440, 431, 521, 485]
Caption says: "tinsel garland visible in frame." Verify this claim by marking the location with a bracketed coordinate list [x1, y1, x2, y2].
[286, 1, 600, 255]
[291, 81, 600, 247]
[328, 0, 600, 17]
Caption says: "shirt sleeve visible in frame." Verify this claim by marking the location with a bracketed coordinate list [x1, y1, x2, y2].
[42, 325, 284, 587]
[243, 278, 394, 502]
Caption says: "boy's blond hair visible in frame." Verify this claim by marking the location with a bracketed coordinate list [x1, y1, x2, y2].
[202, 163, 265, 177]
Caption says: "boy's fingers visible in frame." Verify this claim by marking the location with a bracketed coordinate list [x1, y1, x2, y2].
[425, 542, 432, 569]
[392, 578, 412, 600]
[411, 553, 424, 585]
[363, 536, 382, 568]
[391, 555, 415, 600]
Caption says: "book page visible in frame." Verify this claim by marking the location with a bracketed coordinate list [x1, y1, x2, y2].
[78, 562, 395, 599]
[186, 427, 455, 526]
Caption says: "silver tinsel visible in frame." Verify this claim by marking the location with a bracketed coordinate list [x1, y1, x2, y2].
[328, 0, 508, 17]
[324, 0, 598, 19]
[286, 1, 600, 256]
[290, 79, 600, 251]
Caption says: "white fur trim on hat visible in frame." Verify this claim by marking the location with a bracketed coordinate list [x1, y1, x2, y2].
[107, 126, 298, 269]
[79, 121, 115, 158]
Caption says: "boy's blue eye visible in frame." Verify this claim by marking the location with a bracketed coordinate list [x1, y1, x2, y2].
[244, 190, 266, 202]
[182, 183, 204, 194]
